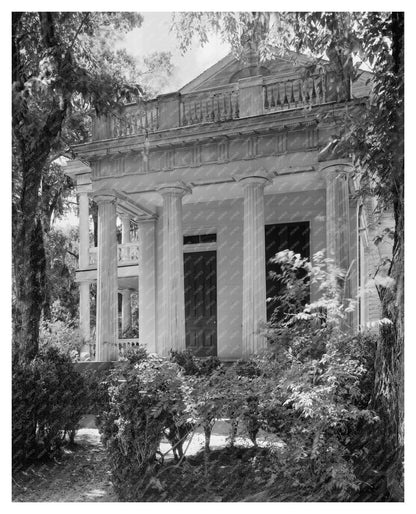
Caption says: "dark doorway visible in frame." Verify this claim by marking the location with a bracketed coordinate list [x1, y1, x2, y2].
[184, 251, 217, 357]
[265, 222, 310, 320]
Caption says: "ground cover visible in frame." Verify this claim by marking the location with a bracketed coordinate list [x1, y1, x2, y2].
[12, 423, 280, 502]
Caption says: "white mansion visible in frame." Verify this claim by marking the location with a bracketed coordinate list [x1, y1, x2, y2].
[66, 52, 389, 362]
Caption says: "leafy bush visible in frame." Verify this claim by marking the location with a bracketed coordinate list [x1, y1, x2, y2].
[98, 350, 192, 501]
[12, 347, 86, 469]
[39, 300, 83, 361]
[257, 250, 380, 500]
[169, 349, 221, 376]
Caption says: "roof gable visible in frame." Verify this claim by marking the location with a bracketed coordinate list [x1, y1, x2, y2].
[179, 52, 314, 93]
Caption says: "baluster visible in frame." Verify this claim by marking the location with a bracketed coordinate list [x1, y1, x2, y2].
[147, 104, 152, 129]
[222, 94, 227, 120]
[264, 86, 269, 109]
[283, 82, 289, 108]
[290, 81, 295, 107]
[275, 84, 281, 109]
[187, 101, 192, 125]
[193, 100, 198, 124]
[152, 106, 156, 130]
[126, 113, 131, 135]
[216, 95, 221, 121]
[180, 101, 186, 126]
[304, 79, 310, 104]
[137, 105, 142, 132]
[315, 77, 321, 104]
[142, 104, 146, 130]
[269, 86, 275, 109]
[131, 114, 137, 135]
[199, 98, 203, 123]
[311, 78, 317, 104]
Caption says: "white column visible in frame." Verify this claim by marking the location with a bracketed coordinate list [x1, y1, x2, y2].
[121, 215, 131, 244]
[121, 289, 132, 333]
[325, 166, 352, 327]
[238, 174, 271, 357]
[325, 167, 351, 272]
[95, 193, 118, 362]
[138, 219, 156, 352]
[78, 190, 90, 350]
[157, 183, 191, 356]
[78, 191, 90, 268]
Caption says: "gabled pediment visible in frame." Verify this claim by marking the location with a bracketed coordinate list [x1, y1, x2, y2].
[180, 51, 314, 93]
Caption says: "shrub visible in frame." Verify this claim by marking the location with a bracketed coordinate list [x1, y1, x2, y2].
[256, 250, 380, 500]
[12, 347, 86, 469]
[39, 300, 83, 361]
[98, 351, 191, 501]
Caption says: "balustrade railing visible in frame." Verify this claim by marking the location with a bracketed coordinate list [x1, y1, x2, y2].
[87, 338, 141, 360]
[179, 86, 239, 126]
[118, 242, 139, 264]
[263, 73, 328, 112]
[109, 100, 159, 138]
[92, 70, 346, 141]
[87, 242, 139, 267]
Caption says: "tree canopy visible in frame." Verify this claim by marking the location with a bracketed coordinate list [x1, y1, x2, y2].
[11, 12, 170, 362]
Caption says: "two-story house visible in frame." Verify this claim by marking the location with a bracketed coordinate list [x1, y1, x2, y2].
[66, 51, 386, 362]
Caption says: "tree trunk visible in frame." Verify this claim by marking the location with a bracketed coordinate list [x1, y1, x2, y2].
[12, 165, 45, 362]
[12, 12, 68, 362]
[372, 12, 404, 501]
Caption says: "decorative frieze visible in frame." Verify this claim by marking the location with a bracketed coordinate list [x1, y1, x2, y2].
[307, 126, 319, 148]
[192, 144, 201, 166]
[90, 125, 318, 179]
[218, 138, 229, 161]
[247, 135, 258, 158]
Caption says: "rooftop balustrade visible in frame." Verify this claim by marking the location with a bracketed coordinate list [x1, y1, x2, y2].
[92, 70, 347, 142]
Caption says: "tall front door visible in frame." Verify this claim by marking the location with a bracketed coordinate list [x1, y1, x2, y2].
[184, 251, 217, 357]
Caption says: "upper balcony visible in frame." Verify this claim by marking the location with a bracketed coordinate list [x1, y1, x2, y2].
[91, 70, 352, 142]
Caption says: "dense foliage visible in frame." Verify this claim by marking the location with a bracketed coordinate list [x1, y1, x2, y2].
[173, 12, 404, 499]
[97, 351, 192, 501]
[96, 252, 381, 501]
[12, 12, 173, 362]
[12, 347, 86, 470]
[39, 300, 83, 360]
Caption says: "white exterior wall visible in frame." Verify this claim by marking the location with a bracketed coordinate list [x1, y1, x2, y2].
[154, 189, 327, 359]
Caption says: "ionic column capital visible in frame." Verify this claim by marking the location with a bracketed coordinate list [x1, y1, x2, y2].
[320, 161, 353, 180]
[156, 182, 192, 198]
[93, 191, 117, 205]
[234, 171, 273, 188]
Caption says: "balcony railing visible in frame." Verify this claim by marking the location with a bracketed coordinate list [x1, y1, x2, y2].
[263, 73, 328, 112]
[88, 338, 141, 360]
[88, 242, 139, 267]
[92, 69, 348, 141]
[180, 84, 239, 126]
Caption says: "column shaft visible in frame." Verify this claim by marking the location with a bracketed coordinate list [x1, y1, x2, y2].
[96, 196, 118, 361]
[138, 220, 156, 352]
[159, 185, 190, 356]
[79, 282, 90, 340]
[78, 192, 90, 269]
[325, 169, 351, 271]
[121, 290, 132, 333]
[121, 216, 131, 244]
[241, 177, 269, 357]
